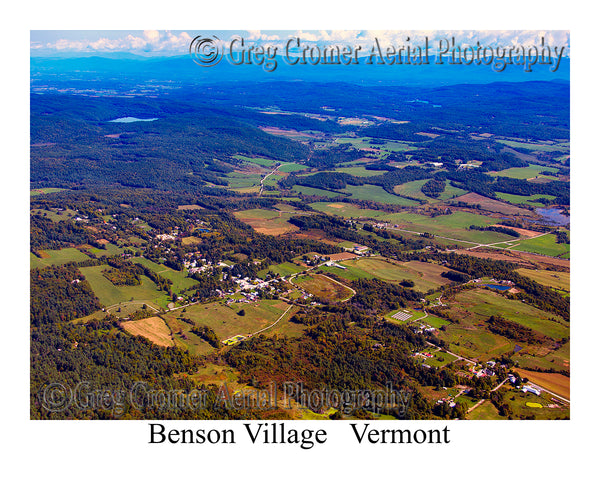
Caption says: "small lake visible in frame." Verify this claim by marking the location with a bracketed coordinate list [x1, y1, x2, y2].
[109, 117, 158, 123]
[484, 284, 511, 291]
[534, 207, 570, 226]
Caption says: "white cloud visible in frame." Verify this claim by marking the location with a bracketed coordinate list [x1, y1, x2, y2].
[31, 30, 570, 56]
[33, 31, 197, 54]
[246, 30, 280, 41]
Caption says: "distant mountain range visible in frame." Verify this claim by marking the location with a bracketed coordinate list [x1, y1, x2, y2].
[31, 54, 569, 87]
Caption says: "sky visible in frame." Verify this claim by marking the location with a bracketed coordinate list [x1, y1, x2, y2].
[30, 30, 570, 57]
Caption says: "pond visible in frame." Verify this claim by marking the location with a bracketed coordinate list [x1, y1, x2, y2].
[484, 284, 511, 291]
[108, 117, 158, 123]
[534, 207, 570, 226]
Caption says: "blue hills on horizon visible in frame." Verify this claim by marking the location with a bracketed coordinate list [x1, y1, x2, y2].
[30, 53, 569, 87]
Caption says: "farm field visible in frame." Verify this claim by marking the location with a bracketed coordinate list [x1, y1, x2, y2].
[421, 314, 451, 329]
[120, 316, 174, 347]
[514, 368, 570, 400]
[293, 273, 354, 301]
[451, 288, 569, 340]
[515, 341, 570, 374]
[338, 257, 453, 291]
[508, 233, 570, 257]
[30, 187, 66, 196]
[86, 242, 125, 257]
[79, 265, 170, 308]
[342, 184, 419, 205]
[496, 192, 556, 207]
[162, 299, 293, 353]
[234, 155, 277, 167]
[451, 192, 532, 216]
[131, 257, 198, 293]
[278, 162, 309, 173]
[516, 268, 570, 292]
[310, 202, 387, 218]
[334, 166, 390, 177]
[465, 400, 501, 420]
[258, 261, 305, 278]
[436, 322, 514, 362]
[233, 208, 300, 235]
[496, 140, 569, 152]
[381, 211, 514, 244]
[318, 263, 374, 282]
[31, 208, 79, 222]
[487, 164, 559, 180]
[500, 387, 569, 419]
[226, 172, 262, 190]
[393, 179, 467, 203]
[292, 185, 343, 197]
[30, 248, 90, 269]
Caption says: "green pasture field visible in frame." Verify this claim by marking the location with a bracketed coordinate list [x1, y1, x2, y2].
[495, 192, 556, 207]
[79, 265, 170, 308]
[86, 243, 125, 257]
[334, 136, 377, 150]
[514, 340, 570, 374]
[279, 162, 309, 173]
[309, 201, 387, 218]
[334, 166, 390, 177]
[292, 185, 343, 198]
[318, 263, 372, 282]
[454, 394, 481, 410]
[393, 179, 467, 203]
[30, 187, 66, 196]
[381, 211, 513, 244]
[226, 172, 262, 189]
[466, 400, 501, 420]
[233, 155, 276, 167]
[488, 164, 559, 180]
[339, 257, 453, 292]
[30, 248, 91, 269]
[293, 273, 354, 301]
[233, 209, 299, 235]
[342, 184, 419, 205]
[31, 208, 79, 222]
[162, 299, 292, 353]
[496, 140, 570, 153]
[131, 257, 199, 293]
[263, 175, 281, 187]
[392, 179, 429, 200]
[501, 388, 569, 419]
[451, 288, 569, 340]
[234, 208, 280, 220]
[508, 233, 570, 257]
[516, 268, 570, 292]
[422, 315, 451, 329]
[258, 261, 305, 278]
[437, 323, 514, 361]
